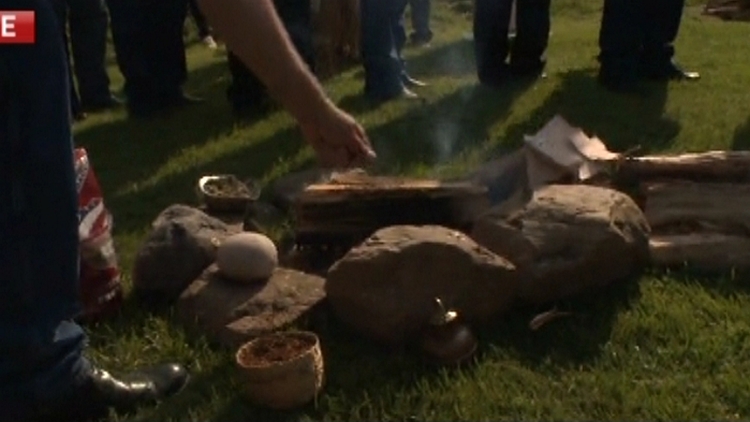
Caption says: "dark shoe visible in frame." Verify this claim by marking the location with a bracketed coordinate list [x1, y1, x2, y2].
[478, 73, 509, 89]
[409, 31, 433, 46]
[81, 95, 124, 112]
[31, 363, 189, 422]
[509, 59, 546, 79]
[643, 62, 700, 81]
[73, 110, 88, 122]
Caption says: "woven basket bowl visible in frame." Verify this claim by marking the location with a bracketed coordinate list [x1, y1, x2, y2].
[235, 331, 324, 410]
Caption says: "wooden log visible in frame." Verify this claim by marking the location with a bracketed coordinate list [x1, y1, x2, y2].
[617, 150, 750, 182]
[643, 181, 750, 231]
[649, 233, 750, 270]
[293, 174, 490, 248]
[644, 181, 750, 270]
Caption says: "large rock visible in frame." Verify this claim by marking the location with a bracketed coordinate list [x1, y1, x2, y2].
[470, 184, 650, 305]
[177, 265, 326, 348]
[133, 205, 241, 303]
[326, 225, 522, 345]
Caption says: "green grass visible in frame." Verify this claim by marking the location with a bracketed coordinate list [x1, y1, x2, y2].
[74, 1, 750, 420]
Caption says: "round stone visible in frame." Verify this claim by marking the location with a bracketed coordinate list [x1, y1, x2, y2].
[217, 232, 278, 283]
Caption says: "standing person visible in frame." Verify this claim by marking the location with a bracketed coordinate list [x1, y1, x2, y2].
[188, 0, 218, 49]
[473, 0, 551, 87]
[360, 0, 427, 102]
[408, 0, 433, 46]
[107, 0, 202, 118]
[51, 0, 121, 121]
[226, 0, 315, 116]
[598, 0, 700, 92]
[0, 0, 374, 420]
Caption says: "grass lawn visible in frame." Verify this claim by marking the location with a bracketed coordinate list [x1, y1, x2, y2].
[74, 0, 750, 420]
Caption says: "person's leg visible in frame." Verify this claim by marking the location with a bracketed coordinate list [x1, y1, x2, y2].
[226, 0, 315, 115]
[187, 0, 211, 39]
[640, 0, 698, 80]
[106, 0, 154, 108]
[473, 0, 513, 86]
[276, 0, 316, 72]
[67, 0, 117, 109]
[50, 0, 85, 120]
[226, 50, 269, 115]
[1, 4, 189, 420]
[138, 0, 190, 102]
[509, 0, 550, 76]
[597, 0, 645, 91]
[361, 0, 409, 100]
[408, 0, 433, 44]
[0, 1, 92, 419]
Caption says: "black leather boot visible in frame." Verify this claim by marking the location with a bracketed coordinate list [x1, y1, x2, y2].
[29, 363, 189, 422]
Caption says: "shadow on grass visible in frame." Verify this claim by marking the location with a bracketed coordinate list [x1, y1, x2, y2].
[731, 114, 750, 150]
[477, 276, 643, 368]
[338, 78, 538, 173]
[74, 60, 233, 190]
[495, 68, 680, 156]
[647, 266, 750, 298]
[105, 123, 307, 234]
[405, 38, 476, 79]
[125, 358, 313, 422]
[73, 60, 313, 234]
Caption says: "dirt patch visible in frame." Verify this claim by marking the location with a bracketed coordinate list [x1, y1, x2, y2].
[238, 334, 316, 367]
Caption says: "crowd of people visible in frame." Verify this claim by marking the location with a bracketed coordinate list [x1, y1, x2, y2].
[1, 0, 699, 420]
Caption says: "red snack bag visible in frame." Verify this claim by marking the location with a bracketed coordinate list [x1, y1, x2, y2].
[74, 148, 123, 322]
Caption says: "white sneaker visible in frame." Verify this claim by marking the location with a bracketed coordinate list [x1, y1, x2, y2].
[202, 35, 218, 49]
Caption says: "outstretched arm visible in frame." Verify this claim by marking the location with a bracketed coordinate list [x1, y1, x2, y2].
[197, 0, 376, 167]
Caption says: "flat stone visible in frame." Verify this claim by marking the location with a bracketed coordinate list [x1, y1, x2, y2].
[177, 265, 326, 348]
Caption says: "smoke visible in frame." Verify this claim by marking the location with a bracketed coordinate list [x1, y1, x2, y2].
[432, 85, 476, 165]
[434, 119, 460, 163]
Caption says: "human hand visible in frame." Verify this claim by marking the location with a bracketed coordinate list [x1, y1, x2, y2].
[300, 104, 376, 168]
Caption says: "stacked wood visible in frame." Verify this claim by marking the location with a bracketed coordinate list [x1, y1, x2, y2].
[616, 150, 750, 183]
[643, 181, 750, 270]
[292, 173, 490, 249]
[704, 0, 750, 21]
[311, 0, 361, 79]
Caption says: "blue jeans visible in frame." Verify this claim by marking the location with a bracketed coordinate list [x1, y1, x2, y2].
[0, 0, 90, 419]
[409, 0, 432, 41]
[360, 0, 410, 99]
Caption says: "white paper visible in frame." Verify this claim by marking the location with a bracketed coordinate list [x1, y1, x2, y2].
[523, 115, 619, 185]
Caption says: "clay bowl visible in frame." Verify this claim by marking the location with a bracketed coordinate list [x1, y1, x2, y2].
[235, 331, 324, 410]
[420, 320, 478, 367]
